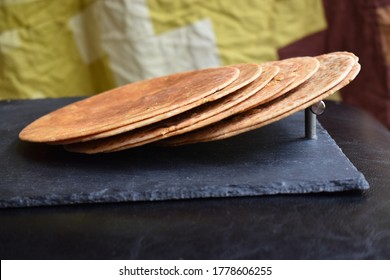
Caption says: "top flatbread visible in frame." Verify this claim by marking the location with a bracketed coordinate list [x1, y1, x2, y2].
[161, 52, 356, 146]
[19, 66, 239, 143]
[56, 63, 262, 145]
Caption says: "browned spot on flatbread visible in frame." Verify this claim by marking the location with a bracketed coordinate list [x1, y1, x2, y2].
[19, 66, 239, 143]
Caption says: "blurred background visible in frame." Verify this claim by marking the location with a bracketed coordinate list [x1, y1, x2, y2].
[0, 0, 389, 129]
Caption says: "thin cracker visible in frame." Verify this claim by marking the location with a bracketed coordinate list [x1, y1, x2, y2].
[19, 66, 239, 143]
[58, 64, 262, 145]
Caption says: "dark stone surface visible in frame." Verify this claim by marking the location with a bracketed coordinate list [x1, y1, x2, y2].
[1, 99, 389, 260]
[0, 98, 367, 208]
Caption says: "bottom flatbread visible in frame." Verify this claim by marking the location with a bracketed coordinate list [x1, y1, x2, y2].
[161, 53, 358, 146]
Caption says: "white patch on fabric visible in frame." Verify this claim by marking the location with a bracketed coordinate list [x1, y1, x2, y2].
[0, 29, 21, 53]
[68, 4, 104, 64]
[95, 0, 221, 85]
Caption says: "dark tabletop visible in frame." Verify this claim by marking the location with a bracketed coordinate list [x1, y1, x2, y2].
[0, 100, 389, 260]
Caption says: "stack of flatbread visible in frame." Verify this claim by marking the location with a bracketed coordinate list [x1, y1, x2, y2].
[19, 52, 360, 154]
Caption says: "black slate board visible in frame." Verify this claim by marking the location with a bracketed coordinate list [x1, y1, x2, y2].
[0, 98, 369, 208]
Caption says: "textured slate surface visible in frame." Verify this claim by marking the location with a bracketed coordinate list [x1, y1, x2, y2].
[0, 98, 368, 208]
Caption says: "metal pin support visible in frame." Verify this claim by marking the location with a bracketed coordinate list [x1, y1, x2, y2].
[305, 101, 326, 140]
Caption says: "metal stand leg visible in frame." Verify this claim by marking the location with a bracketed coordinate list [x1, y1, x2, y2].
[305, 101, 326, 140]
[305, 108, 317, 139]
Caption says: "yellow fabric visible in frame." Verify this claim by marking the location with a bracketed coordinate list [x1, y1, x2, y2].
[148, 0, 326, 64]
[0, 0, 327, 100]
[0, 0, 114, 100]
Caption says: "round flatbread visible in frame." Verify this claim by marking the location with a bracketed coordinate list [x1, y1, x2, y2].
[162, 52, 356, 146]
[19, 66, 239, 143]
[57, 63, 262, 145]
[64, 65, 279, 153]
